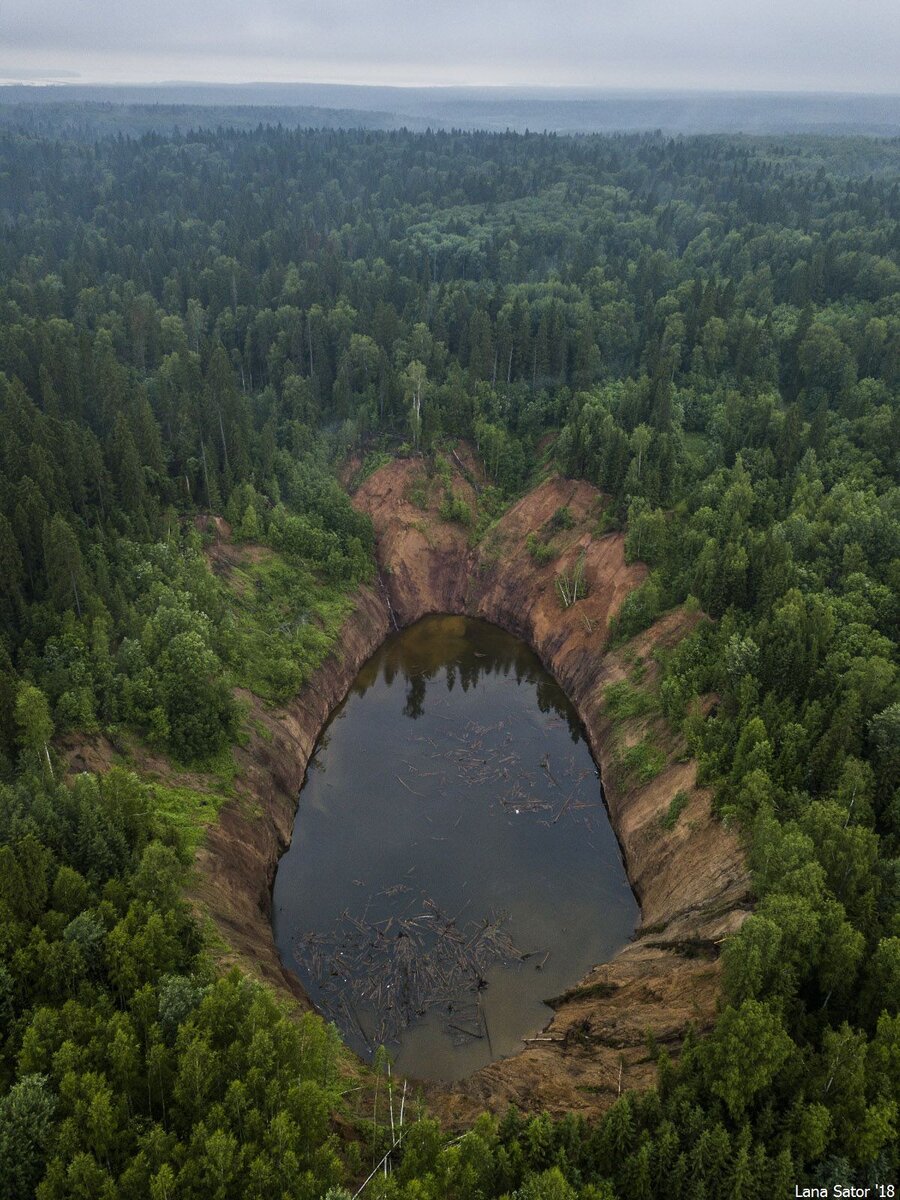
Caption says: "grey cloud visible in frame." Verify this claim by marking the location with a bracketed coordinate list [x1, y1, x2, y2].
[2, 0, 898, 90]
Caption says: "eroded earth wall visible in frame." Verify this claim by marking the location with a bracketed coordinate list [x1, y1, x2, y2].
[193, 458, 751, 1117]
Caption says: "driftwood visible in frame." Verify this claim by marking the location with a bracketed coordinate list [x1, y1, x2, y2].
[395, 775, 423, 797]
[295, 891, 523, 1049]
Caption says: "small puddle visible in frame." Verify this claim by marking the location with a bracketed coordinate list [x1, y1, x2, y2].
[272, 615, 638, 1080]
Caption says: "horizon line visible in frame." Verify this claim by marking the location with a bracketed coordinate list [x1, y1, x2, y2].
[2, 79, 900, 100]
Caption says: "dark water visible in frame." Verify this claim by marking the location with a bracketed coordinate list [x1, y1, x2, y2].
[272, 615, 637, 1080]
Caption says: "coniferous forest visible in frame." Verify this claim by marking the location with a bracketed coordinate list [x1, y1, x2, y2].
[0, 122, 898, 1198]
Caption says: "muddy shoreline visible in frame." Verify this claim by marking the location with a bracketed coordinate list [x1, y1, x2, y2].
[192, 460, 751, 1118]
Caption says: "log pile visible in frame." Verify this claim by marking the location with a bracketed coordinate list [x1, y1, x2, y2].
[295, 893, 523, 1049]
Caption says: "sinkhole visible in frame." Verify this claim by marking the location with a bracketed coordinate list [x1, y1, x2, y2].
[272, 614, 638, 1080]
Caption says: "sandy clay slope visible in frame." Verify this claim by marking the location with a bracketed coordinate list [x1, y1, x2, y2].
[189, 454, 751, 1119]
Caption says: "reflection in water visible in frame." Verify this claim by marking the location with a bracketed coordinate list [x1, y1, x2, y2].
[272, 615, 637, 1081]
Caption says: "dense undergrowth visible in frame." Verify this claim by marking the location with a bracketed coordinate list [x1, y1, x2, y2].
[0, 123, 897, 1195]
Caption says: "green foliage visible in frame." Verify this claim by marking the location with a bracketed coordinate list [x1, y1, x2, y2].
[405, 476, 429, 510]
[525, 507, 578, 566]
[602, 680, 657, 720]
[0, 768, 354, 1199]
[0, 118, 898, 1193]
[659, 789, 690, 830]
[608, 576, 663, 642]
[0, 1075, 56, 1200]
[555, 552, 588, 609]
[146, 782, 228, 852]
[474, 418, 527, 494]
[220, 553, 355, 702]
[619, 738, 667, 784]
[703, 1000, 795, 1118]
[546, 506, 575, 534]
[526, 532, 557, 565]
[14, 683, 53, 777]
[352, 450, 393, 489]
[438, 490, 473, 527]
[469, 485, 510, 545]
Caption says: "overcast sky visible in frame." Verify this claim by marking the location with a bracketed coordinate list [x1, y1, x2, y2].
[2, 0, 899, 92]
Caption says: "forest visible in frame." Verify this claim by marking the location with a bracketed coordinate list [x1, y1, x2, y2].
[0, 121, 898, 1198]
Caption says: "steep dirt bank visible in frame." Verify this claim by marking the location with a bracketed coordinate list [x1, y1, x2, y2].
[193, 455, 750, 1117]
[352, 458, 750, 1119]
[190, 581, 391, 1002]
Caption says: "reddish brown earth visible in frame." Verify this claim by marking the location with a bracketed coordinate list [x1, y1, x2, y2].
[349, 459, 750, 1120]
[127, 456, 752, 1118]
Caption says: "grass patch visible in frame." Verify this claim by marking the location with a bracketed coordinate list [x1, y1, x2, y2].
[199, 742, 239, 789]
[659, 789, 691, 831]
[629, 657, 649, 684]
[620, 738, 666, 784]
[223, 553, 354, 703]
[603, 680, 656, 720]
[149, 782, 227, 851]
[249, 717, 274, 743]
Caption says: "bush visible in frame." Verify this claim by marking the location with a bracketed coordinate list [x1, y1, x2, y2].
[659, 789, 690, 830]
[439, 491, 473, 527]
[405, 477, 429, 510]
[620, 738, 666, 784]
[602, 680, 656, 720]
[545, 505, 575, 534]
[609, 576, 662, 642]
[526, 532, 557, 565]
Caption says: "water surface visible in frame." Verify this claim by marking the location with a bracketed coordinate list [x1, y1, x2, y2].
[273, 615, 637, 1080]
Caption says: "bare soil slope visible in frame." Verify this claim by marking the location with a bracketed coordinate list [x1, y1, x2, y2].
[189, 455, 750, 1117]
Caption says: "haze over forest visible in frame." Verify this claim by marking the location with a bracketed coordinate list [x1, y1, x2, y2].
[4, 0, 898, 140]
[2, 83, 900, 139]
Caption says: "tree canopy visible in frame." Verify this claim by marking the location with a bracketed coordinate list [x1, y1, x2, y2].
[0, 119, 897, 1196]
